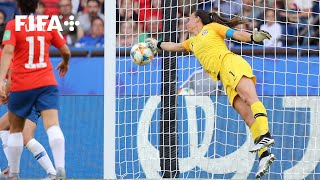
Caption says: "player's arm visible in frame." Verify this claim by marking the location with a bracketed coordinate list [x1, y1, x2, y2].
[145, 38, 188, 53]
[0, 45, 13, 99]
[0, 21, 15, 98]
[59, 44, 71, 64]
[6, 68, 12, 93]
[232, 28, 272, 43]
[51, 29, 70, 77]
[2, 68, 12, 104]
[56, 44, 71, 77]
[212, 23, 272, 43]
[0, 45, 14, 82]
[158, 42, 186, 52]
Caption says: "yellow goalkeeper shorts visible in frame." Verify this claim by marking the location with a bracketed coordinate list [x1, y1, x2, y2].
[218, 53, 256, 106]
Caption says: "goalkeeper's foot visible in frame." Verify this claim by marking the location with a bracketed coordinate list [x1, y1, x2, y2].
[249, 132, 275, 153]
[256, 153, 275, 179]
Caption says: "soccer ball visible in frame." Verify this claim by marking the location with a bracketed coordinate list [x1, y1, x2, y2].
[130, 43, 154, 65]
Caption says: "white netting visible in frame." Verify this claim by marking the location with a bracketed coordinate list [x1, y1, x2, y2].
[114, 0, 320, 179]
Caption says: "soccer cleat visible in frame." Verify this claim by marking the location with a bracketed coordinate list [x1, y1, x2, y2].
[42, 173, 56, 180]
[249, 132, 275, 153]
[56, 168, 66, 180]
[256, 153, 275, 178]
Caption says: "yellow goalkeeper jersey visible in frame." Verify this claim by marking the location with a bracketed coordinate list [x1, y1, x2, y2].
[182, 23, 233, 81]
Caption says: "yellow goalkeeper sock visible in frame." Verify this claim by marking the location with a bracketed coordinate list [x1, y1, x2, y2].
[249, 120, 260, 142]
[251, 101, 269, 137]
[249, 120, 268, 158]
[258, 147, 268, 158]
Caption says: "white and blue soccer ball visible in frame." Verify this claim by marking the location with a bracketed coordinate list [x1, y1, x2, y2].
[130, 42, 154, 65]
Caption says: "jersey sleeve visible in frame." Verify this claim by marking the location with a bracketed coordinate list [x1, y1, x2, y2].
[210, 23, 231, 38]
[2, 21, 16, 46]
[182, 38, 192, 52]
[51, 29, 66, 48]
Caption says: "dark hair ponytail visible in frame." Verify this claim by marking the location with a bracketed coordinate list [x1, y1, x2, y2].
[195, 9, 247, 28]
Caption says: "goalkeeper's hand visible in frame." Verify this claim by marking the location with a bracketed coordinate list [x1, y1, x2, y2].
[145, 38, 158, 54]
[252, 28, 272, 42]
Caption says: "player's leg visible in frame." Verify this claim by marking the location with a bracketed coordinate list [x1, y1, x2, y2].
[235, 76, 274, 152]
[220, 54, 274, 151]
[232, 95, 267, 154]
[219, 54, 275, 178]
[233, 95, 275, 178]
[220, 56, 273, 154]
[3, 88, 38, 179]
[40, 109, 66, 179]
[0, 112, 10, 175]
[35, 86, 66, 179]
[5, 110, 26, 179]
[0, 112, 10, 131]
[23, 115, 56, 178]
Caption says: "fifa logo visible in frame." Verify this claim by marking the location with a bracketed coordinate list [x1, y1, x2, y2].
[60, 15, 80, 32]
[15, 15, 80, 32]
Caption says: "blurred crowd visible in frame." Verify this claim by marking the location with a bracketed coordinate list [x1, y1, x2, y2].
[0, 0, 105, 47]
[0, 0, 319, 48]
[117, 0, 320, 48]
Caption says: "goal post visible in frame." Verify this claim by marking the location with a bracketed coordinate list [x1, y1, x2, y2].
[160, 0, 179, 178]
[104, 0, 116, 179]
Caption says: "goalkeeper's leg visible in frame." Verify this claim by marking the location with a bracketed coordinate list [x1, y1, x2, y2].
[235, 77, 274, 152]
[233, 95, 275, 179]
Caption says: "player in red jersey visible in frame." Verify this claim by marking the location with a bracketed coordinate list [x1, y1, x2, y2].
[0, 0, 70, 179]
[0, 29, 56, 179]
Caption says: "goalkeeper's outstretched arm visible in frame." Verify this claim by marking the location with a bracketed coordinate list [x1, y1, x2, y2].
[159, 42, 186, 52]
[233, 31, 252, 42]
[232, 28, 272, 43]
[146, 38, 186, 53]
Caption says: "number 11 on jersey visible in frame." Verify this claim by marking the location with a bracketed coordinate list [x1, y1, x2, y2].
[25, 36, 47, 69]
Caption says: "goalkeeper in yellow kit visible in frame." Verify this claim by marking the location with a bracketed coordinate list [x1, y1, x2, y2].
[146, 9, 275, 179]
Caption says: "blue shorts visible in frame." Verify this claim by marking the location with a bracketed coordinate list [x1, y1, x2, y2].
[8, 86, 59, 119]
[5, 105, 40, 124]
[27, 107, 41, 124]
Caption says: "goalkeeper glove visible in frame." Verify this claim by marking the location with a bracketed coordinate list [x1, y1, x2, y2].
[146, 38, 160, 54]
[251, 28, 272, 43]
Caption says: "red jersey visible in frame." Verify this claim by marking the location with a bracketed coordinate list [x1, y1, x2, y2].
[134, 0, 152, 22]
[2, 17, 66, 92]
[134, 0, 162, 29]
[0, 49, 14, 79]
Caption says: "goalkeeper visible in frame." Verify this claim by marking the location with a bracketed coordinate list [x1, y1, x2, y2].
[146, 9, 275, 179]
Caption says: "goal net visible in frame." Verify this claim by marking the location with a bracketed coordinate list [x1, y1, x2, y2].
[111, 0, 320, 179]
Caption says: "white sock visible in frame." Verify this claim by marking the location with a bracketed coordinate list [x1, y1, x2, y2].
[7, 132, 23, 174]
[26, 138, 56, 175]
[0, 130, 10, 167]
[47, 126, 65, 169]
